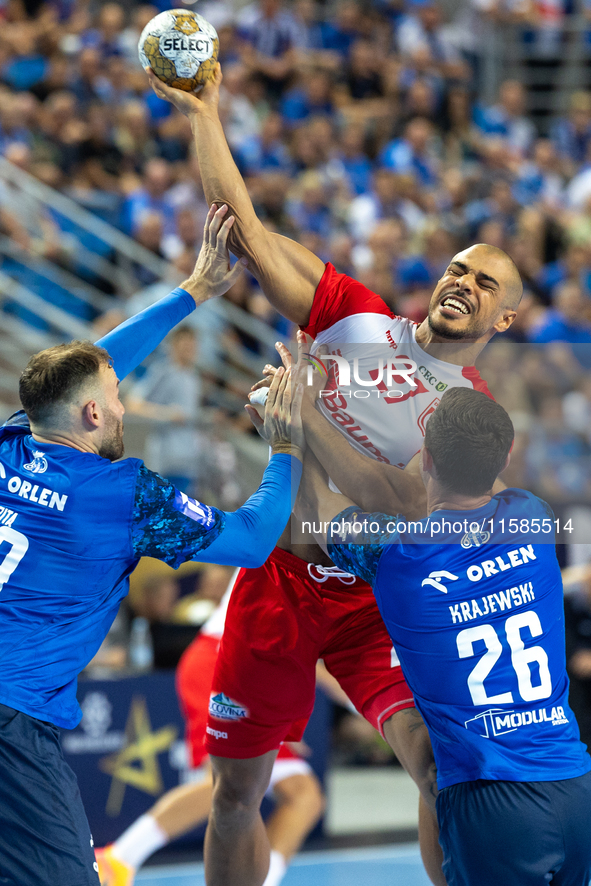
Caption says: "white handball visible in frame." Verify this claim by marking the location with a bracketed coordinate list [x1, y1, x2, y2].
[138, 9, 219, 93]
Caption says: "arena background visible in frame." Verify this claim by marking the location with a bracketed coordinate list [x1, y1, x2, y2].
[2, 0, 591, 874]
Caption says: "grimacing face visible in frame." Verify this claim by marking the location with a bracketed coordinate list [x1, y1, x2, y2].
[427, 246, 519, 341]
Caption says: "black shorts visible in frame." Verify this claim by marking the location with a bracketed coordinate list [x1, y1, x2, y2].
[437, 771, 591, 886]
[0, 703, 99, 886]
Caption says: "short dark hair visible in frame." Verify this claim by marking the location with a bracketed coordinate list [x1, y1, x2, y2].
[19, 340, 111, 424]
[424, 387, 514, 496]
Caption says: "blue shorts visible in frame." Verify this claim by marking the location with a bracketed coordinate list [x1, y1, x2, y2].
[0, 703, 99, 885]
[437, 772, 591, 886]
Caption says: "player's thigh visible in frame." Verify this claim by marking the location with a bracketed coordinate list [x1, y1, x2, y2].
[0, 704, 99, 886]
[205, 560, 321, 759]
[322, 592, 414, 735]
[551, 771, 591, 886]
[437, 779, 563, 886]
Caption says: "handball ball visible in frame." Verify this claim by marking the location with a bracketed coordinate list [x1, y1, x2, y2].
[138, 9, 219, 93]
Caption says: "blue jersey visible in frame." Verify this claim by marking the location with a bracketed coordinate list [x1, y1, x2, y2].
[328, 488, 591, 788]
[0, 288, 300, 729]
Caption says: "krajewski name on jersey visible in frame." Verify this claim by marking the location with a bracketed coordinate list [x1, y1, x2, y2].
[449, 582, 535, 624]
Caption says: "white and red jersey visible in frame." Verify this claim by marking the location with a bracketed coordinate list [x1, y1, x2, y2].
[302, 263, 492, 469]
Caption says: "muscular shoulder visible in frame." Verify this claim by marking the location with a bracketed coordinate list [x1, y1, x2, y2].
[303, 263, 394, 340]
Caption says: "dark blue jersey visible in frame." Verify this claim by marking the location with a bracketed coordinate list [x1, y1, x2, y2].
[328, 488, 591, 788]
[0, 288, 300, 728]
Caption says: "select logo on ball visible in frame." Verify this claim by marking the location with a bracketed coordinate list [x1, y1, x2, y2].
[138, 8, 219, 93]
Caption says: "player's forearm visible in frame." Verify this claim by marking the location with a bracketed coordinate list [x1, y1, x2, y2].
[189, 109, 263, 259]
[187, 110, 323, 325]
[206, 453, 302, 566]
[96, 287, 195, 380]
[302, 398, 426, 520]
[295, 449, 353, 551]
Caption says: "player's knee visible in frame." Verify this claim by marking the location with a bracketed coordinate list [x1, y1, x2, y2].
[211, 761, 269, 819]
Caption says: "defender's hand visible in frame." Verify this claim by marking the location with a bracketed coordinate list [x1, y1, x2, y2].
[180, 204, 246, 305]
[246, 366, 305, 461]
[145, 63, 222, 118]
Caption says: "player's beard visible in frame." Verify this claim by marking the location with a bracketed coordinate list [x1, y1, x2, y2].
[427, 310, 489, 341]
[99, 406, 124, 461]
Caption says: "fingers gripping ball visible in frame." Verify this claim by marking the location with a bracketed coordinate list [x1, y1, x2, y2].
[138, 9, 219, 93]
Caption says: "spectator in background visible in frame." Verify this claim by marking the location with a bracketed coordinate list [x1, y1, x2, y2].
[126, 325, 202, 493]
[281, 67, 335, 125]
[552, 90, 591, 173]
[237, 0, 305, 99]
[348, 168, 424, 242]
[396, 0, 466, 80]
[287, 169, 333, 236]
[526, 394, 591, 501]
[536, 243, 591, 301]
[334, 122, 373, 196]
[528, 280, 591, 346]
[379, 117, 439, 188]
[473, 79, 536, 157]
[236, 111, 292, 176]
[514, 137, 564, 207]
[124, 156, 175, 236]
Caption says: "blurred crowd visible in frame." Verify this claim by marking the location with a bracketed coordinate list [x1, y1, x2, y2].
[5, 0, 591, 341]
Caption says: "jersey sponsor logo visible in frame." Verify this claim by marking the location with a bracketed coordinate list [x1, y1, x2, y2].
[461, 530, 491, 548]
[421, 570, 459, 593]
[465, 705, 569, 738]
[417, 366, 448, 393]
[5, 476, 68, 510]
[23, 450, 48, 474]
[174, 491, 216, 529]
[209, 692, 249, 721]
[206, 725, 228, 740]
[449, 582, 535, 624]
[467, 545, 536, 582]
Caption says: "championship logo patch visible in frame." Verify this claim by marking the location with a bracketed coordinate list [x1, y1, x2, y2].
[174, 490, 216, 529]
[23, 451, 48, 474]
[461, 530, 491, 549]
[209, 692, 249, 721]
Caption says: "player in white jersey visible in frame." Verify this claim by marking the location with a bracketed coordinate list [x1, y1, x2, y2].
[145, 64, 522, 886]
[96, 573, 324, 886]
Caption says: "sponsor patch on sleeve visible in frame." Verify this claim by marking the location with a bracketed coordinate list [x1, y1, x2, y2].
[173, 490, 217, 529]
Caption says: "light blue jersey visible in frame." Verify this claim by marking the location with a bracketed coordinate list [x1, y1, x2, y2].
[328, 488, 591, 788]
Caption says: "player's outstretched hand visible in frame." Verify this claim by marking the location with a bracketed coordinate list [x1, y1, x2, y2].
[246, 365, 306, 462]
[145, 63, 222, 118]
[180, 204, 246, 306]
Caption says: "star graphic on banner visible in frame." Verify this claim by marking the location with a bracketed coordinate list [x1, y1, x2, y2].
[100, 696, 177, 816]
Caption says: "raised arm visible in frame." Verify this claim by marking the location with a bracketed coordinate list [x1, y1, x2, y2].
[145, 67, 325, 326]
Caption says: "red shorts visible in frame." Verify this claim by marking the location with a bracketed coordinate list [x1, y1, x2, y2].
[177, 631, 302, 768]
[204, 547, 413, 759]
